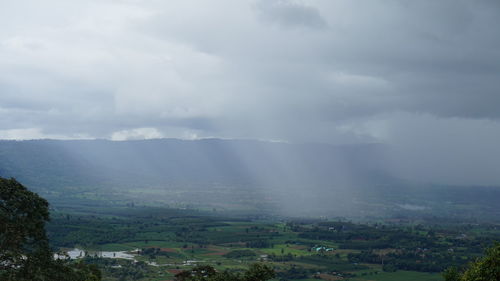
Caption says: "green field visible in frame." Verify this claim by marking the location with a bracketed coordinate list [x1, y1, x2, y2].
[352, 270, 442, 281]
[46, 206, 499, 281]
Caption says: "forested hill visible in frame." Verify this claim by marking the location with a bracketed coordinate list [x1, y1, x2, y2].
[0, 139, 388, 189]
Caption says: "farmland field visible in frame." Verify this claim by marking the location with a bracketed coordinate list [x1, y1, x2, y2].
[46, 205, 499, 281]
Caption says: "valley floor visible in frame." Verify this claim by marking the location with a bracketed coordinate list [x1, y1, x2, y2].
[47, 206, 499, 281]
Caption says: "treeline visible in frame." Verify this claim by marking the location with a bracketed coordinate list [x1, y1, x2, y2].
[47, 211, 280, 249]
[347, 249, 472, 272]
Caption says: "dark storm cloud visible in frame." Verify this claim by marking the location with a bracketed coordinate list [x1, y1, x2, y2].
[0, 0, 500, 184]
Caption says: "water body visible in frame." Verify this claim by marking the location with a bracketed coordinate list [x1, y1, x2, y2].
[54, 248, 200, 267]
[55, 248, 137, 260]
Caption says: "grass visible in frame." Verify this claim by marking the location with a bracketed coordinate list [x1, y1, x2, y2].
[95, 241, 192, 251]
[351, 270, 442, 281]
[259, 244, 311, 256]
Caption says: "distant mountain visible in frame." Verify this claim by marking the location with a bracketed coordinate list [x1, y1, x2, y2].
[0, 139, 389, 189]
[0, 139, 498, 220]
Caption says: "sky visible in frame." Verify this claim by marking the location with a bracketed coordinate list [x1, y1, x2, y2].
[1, 0, 500, 184]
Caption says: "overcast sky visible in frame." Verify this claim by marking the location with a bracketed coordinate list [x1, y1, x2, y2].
[1, 0, 500, 184]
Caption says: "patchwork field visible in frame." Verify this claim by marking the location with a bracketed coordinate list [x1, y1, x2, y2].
[46, 206, 499, 281]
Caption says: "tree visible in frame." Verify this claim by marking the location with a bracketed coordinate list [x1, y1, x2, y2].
[175, 263, 275, 281]
[461, 242, 499, 281]
[443, 243, 499, 281]
[242, 263, 276, 281]
[0, 177, 101, 281]
[442, 266, 460, 281]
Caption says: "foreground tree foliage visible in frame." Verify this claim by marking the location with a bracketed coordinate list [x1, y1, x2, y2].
[0, 177, 101, 281]
[443, 242, 499, 281]
[174, 263, 275, 281]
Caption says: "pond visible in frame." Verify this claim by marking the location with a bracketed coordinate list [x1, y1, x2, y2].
[55, 248, 138, 260]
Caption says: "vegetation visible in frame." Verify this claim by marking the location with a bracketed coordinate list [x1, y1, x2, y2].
[0, 177, 101, 281]
[42, 203, 499, 281]
[443, 243, 499, 281]
[174, 263, 275, 281]
[2, 175, 499, 281]
[223, 250, 257, 259]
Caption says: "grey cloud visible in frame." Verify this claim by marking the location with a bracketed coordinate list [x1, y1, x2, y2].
[254, 0, 327, 29]
[0, 0, 500, 184]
